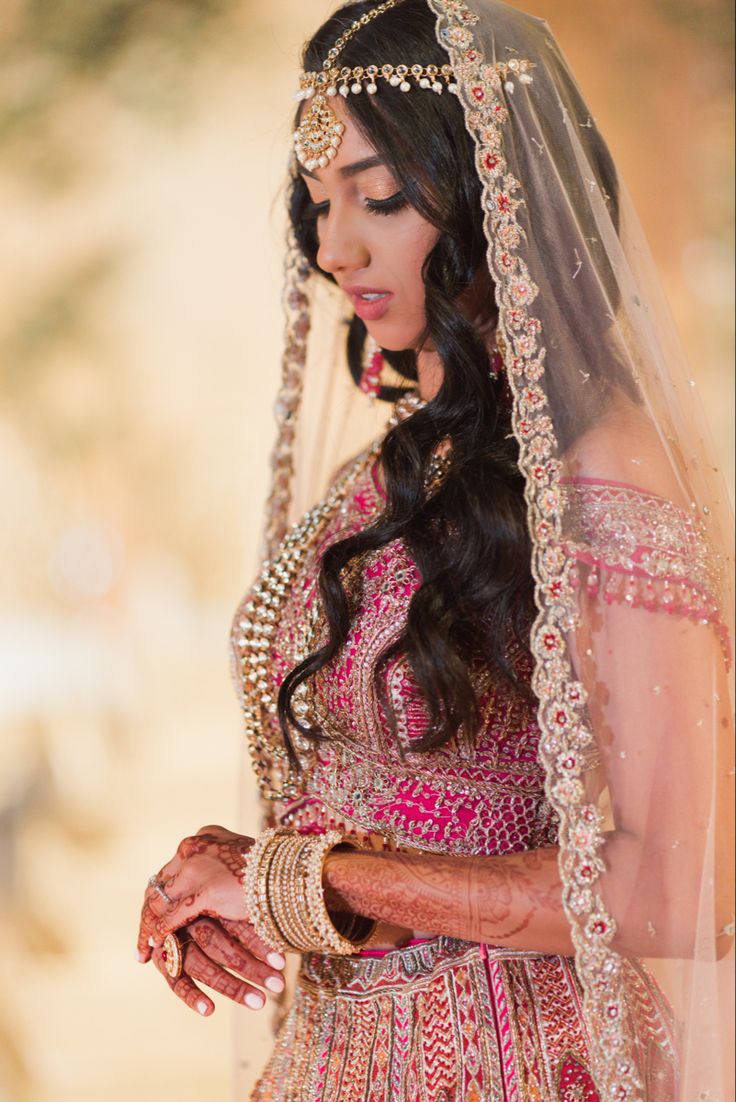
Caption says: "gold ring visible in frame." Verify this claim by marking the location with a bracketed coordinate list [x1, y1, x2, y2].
[161, 931, 188, 980]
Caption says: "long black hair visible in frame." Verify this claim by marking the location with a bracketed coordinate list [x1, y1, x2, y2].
[277, 0, 619, 762]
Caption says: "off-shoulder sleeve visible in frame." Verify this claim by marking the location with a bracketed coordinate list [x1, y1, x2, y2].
[561, 477, 730, 665]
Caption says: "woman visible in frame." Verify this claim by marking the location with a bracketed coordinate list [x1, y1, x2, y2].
[137, 2, 734, 1099]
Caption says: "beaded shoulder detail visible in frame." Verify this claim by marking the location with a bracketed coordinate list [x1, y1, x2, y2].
[562, 478, 728, 654]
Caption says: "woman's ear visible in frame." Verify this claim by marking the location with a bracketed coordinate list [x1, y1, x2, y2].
[459, 263, 498, 349]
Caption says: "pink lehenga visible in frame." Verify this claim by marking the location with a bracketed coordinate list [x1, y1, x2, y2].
[228, 1, 734, 1097]
[229, 441, 695, 1101]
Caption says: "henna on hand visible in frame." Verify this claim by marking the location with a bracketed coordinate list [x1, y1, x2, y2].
[219, 917, 286, 969]
[322, 845, 572, 955]
[147, 916, 287, 1018]
[136, 824, 256, 963]
[187, 918, 285, 994]
[150, 929, 272, 1017]
[138, 823, 290, 1016]
[151, 939, 216, 1018]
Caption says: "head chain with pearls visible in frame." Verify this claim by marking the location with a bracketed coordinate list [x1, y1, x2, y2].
[294, 0, 458, 172]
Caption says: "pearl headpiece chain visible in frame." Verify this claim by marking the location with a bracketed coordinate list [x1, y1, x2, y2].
[293, 0, 457, 172]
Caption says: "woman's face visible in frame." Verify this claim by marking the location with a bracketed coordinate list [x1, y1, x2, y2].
[298, 97, 440, 352]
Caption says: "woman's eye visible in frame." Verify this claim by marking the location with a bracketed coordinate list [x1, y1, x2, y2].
[305, 191, 407, 219]
[365, 191, 408, 216]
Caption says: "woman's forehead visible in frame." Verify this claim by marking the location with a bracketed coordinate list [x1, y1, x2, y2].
[297, 97, 393, 182]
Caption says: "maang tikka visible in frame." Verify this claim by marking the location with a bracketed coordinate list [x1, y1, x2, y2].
[294, 0, 457, 172]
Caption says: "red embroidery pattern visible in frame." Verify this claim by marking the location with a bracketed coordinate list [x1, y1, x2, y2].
[249, 938, 676, 1101]
[258, 458, 558, 858]
[229, 454, 689, 1098]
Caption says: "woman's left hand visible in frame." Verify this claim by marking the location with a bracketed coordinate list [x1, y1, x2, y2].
[137, 824, 256, 962]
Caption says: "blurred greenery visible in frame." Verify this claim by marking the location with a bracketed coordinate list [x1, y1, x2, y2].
[0, 0, 244, 185]
[3, 250, 121, 384]
[1, 248, 132, 466]
[20, 0, 233, 71]
[0, 1, 248, 473]
[651, 0, 735, 48]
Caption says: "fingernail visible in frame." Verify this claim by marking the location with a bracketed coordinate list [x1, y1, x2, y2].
[245, 992, 264, 1010]
[265, 975, 285, 993]
[196, 999, 209, 1016]
[267, 952, 286, 969]
[137, 950, 147, 963]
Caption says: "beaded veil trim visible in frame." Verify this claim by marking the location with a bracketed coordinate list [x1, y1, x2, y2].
[263, 230, 311, 562]
[426, 3, 694, 1099]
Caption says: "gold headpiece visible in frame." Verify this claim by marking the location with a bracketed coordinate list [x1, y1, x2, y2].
[293, 0, 456, 172]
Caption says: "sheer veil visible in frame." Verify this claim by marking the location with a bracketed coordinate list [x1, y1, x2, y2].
[237, 3, 734, 1099]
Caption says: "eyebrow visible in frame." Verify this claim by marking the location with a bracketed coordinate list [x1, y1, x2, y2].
[297, 155, 385, 181]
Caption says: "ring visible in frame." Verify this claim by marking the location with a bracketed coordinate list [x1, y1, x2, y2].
[161, 931, 189, 980]
[148, 874, 173, 905]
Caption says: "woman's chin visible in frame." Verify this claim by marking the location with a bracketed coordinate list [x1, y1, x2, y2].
[367, 324, 425, 356]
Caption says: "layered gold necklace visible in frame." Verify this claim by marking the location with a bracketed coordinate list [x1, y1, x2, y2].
[234, 392, 454, 803]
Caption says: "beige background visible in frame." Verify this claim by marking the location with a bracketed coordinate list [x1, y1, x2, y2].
[0, 1, 732, 1100]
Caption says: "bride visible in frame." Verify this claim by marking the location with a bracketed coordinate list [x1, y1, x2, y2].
[137, 2, 734, 1098]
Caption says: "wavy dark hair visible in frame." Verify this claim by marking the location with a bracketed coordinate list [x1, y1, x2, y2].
[277, 0, 622, 764]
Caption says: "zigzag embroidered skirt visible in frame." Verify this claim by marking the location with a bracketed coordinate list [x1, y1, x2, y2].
[249, 936, 678, 1101]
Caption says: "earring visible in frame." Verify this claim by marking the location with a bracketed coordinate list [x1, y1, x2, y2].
[360, 337, 384, 398]
[490, 331, 506, 376]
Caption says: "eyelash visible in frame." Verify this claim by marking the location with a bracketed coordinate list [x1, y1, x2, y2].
[307, 191, 408, 219]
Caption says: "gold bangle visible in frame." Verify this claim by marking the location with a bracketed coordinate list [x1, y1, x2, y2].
[259, 831, 297, 952]
[248, 827, 378, 956]
[268, 833, 314, 951]
[244, 828, 290, 953]
[301, 831, 376, 955]
[282, 834, 320, 950]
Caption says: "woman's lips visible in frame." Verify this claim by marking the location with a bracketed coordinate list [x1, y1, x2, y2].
[345, 287, 394, 322]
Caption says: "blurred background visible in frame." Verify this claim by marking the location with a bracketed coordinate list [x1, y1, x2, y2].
[0, 1, 732, 1100]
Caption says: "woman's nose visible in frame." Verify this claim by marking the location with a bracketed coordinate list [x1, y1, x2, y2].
[316, 208, 370, 276]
